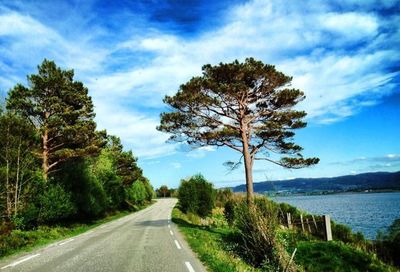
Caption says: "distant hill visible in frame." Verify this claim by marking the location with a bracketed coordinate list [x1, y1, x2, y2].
[231, 171, 400, 194]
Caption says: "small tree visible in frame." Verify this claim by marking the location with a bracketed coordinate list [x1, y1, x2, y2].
[157, 185, 170, 198]
[7, 59, 103, 181]
[178, 174, 215, 217]
[158, 58, 319, 203]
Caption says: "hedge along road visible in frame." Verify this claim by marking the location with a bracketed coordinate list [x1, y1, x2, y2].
[0, 199, 206, 272]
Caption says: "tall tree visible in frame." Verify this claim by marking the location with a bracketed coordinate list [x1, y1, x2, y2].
[6, 59, 103, 181]
[0, 112, 38, 220]
[158, 58, 319, 203]
[106, 135, 143, 187]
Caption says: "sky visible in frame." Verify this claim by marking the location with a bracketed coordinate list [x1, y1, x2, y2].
[0, 0, 399, 189]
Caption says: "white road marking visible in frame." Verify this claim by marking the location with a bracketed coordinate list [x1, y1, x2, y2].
[174, 240, 182, 249]
[59, 238, 74, 246]
[168, 224, 171, 229]
[185, 261, 195, 272]
[170, 230, 174, 235]
[1, 254, 40, 269]
[85, 230, 94, 235]
[100, 225, 106, 229]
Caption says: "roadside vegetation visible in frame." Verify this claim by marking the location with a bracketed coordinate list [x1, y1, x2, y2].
[0, 60, 155, 258]
[172, 174, 398, 271]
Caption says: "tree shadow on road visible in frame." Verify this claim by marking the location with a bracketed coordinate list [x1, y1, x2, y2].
[134, 219, 169, 227]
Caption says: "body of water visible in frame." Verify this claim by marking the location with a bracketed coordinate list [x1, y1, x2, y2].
[272, 192, 400, 239]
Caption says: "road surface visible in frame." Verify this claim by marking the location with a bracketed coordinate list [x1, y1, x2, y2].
[0, 198, 206, 272]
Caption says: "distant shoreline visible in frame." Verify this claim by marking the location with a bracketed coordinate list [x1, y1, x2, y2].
[264, 189, 400, 197]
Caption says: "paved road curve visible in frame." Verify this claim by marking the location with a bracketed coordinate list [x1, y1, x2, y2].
[0, 199, 206, 272]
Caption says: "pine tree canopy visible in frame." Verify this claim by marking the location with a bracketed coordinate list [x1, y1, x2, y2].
[6, 59, 104, 179]
[158, 58, 319, 202]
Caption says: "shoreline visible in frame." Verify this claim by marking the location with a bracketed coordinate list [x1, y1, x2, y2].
[265, 189, 400, 197]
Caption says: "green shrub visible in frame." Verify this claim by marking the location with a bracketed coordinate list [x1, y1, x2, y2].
[224, 199, 236, 226]
[56, 160, 108, 218]
[233, 198, 296, 271]
[215, 188, 233, 208]
[141, 178, 155, 202]
[127, 181, 147, 206]
[375, 218, 400, 267]
[38, 184, 77, 224]
[178, 174, 215, 218]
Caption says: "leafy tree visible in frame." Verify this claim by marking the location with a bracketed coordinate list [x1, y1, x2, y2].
[158, 58, 319, 203]
[157, 185, 170, 198]
[0, 112, 38, 220]
[178, 174, 215, 217]
[38, 183, 77, 224]
[141, 178, 154, 202]
[91, 149, 125, 209]
[105, 135, 143, 187]
[56, 159, 108, 218]
[127, 181, 147, 206]
[7, 59, 103, 181]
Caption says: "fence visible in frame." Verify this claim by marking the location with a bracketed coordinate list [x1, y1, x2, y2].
[283, 212, 332, 241]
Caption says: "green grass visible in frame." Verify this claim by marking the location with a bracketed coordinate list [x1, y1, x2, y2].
[295, 240, 396, 272]
[172, 208, 259, 272]
[0, 202, 155, 260]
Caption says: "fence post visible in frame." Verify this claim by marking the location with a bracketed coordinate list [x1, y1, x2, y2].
[312, 215, 318, 230]
[306, 218, 312, 233]
[300, 214, 305, 232]
[324, 215, 333, 241]
[287, 213, 292, 229]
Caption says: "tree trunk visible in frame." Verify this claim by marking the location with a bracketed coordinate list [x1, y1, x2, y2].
[42, 127, 49, 181]
[5, 124, 12, 219]
[241, 129, 254, 205]
[14, 137, 22, 216]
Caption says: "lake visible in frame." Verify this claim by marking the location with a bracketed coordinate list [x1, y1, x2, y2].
[272, 192, 400, 239]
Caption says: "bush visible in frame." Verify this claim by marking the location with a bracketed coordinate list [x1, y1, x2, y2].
[215, 188, 233, 207]
[38, 184, 77, 224]
[56, 160, 108, 218]
[233, 198, 296, 271]
[127, 181, 147, 206]
[224, 199, 236, 226]
[375, 218, 400, 267]
[178, 174, 215, 218]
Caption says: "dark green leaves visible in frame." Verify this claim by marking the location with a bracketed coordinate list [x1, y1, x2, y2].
[6, 59, 102, 178]
[158, 58, 319, 167]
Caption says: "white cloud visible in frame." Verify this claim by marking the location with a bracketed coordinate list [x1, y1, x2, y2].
[1, 0, 398, 161]
[320, 12, 378, 39]
[94, 101, 176, 158]
[186, 146, 217, 158]
[0, 11, 108, 83]
[90, 0, 398, 124]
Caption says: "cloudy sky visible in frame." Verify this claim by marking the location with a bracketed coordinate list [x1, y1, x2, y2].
[0, 0, 399, 189]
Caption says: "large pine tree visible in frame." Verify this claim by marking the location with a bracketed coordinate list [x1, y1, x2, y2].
[158, 58, 319, 203]
[7, 59, 103, 181]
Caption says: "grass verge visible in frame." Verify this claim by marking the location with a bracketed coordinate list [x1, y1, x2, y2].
[294, 240, 396, 272]
[0, 201, 155, 260]
[172, 207, 259, 272]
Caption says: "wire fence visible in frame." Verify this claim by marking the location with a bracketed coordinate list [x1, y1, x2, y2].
[279, 212, 332, 241]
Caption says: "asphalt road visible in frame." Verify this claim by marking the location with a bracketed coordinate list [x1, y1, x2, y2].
[0, 198, 206, 272]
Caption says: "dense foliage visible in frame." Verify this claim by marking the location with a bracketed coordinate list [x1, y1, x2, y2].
[156, 185, 176, 198]
[0, 60, 154, 233]
[376, 218, 400, 267]
[177, 174, 215, 217]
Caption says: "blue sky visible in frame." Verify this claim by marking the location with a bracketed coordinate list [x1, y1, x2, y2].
[0, 0, 399, 189]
